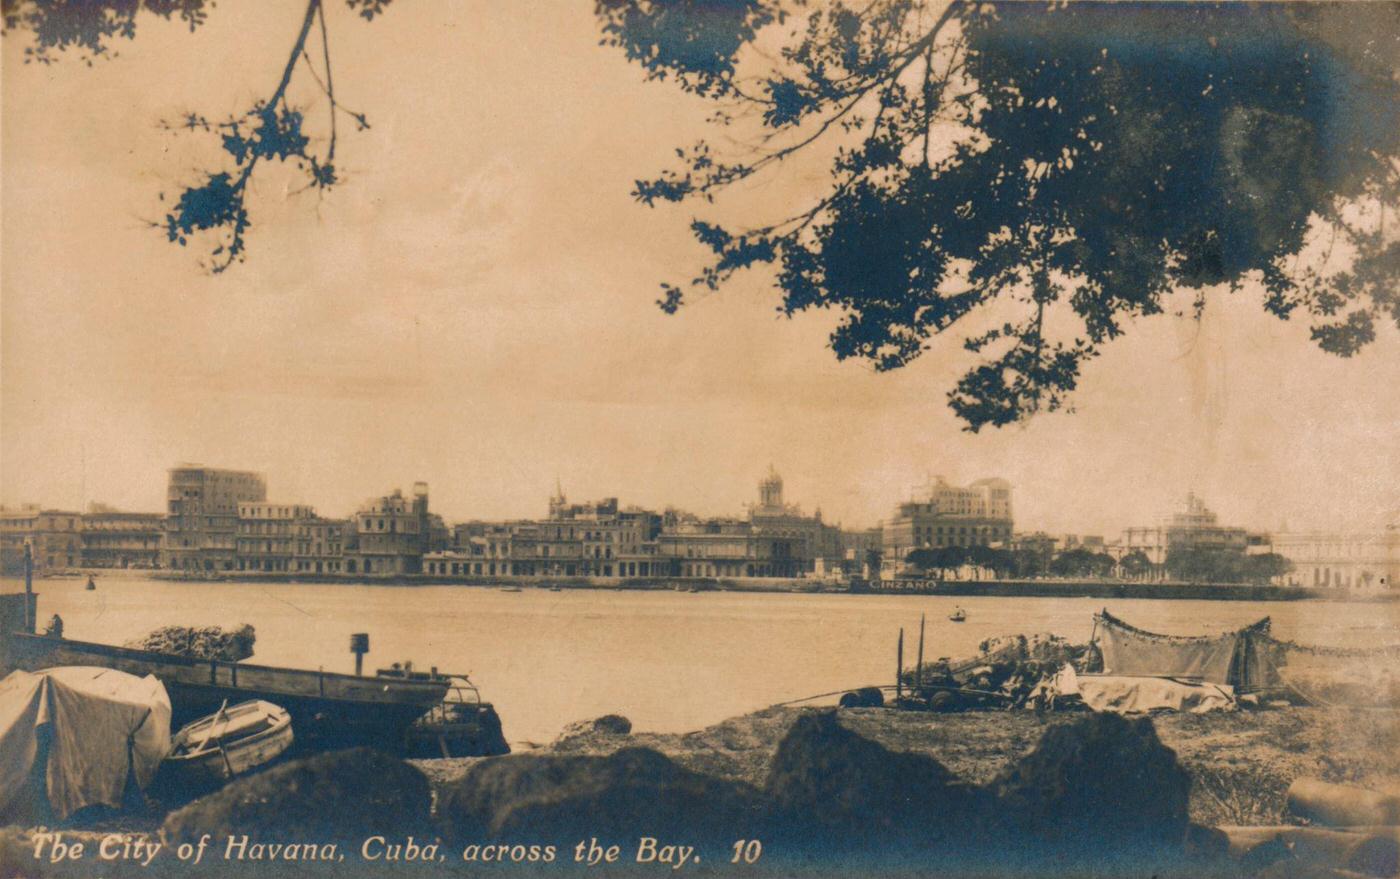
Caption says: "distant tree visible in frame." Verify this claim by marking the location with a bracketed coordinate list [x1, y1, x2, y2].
[1007, 546, 1047, 579]
[3, 0, 392, 270]
[601, 1, 1400, 430]
[1242, 552, 1293, 585]
[904, 547, 940, 572]
[904, 544, 968, 575]
[863, 547, 883, 575]
[1049, 547, 1114, 578]
[1165, 544, 1255, 583]
[1118, 550, 1153, 581]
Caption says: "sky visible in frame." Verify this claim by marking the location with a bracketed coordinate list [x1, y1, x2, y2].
[2, 1, 1398, 537]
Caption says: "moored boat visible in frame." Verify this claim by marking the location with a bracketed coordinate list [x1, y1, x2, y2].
[2, 625, 450, 752]
[949, 607, 967, 622]
[167, 699, 292, 783]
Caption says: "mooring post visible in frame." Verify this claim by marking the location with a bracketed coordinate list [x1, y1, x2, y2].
[350, 632, 369, 676]
[916, 613, 926, 694]
[23, 543, 33, 633]
[896, 627, 904, 704]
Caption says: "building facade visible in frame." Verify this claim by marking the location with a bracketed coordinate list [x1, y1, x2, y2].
[882, 476, 1014, 569]
[235, 503, 316, 572]
[163, 466, 267, 571]
[347, 483, 435, 576]
[80, 507, 163, 568]
[0, 506, 83, 575]
[1116, 493, 1266, 573]
[746, 468, 841, 573]
[1271, 527, 1399, 592]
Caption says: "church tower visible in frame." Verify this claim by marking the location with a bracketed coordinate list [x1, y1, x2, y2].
[759, 466, 784, 509]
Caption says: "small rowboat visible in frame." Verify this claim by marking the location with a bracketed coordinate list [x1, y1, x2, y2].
[167, 699, 293, 783]
[948, 608, 967, 622]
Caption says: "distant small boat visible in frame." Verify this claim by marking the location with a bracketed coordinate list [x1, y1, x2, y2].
[167, 699, 292, 783]
[948, 608, 967, 622]
[501, 586, 524, 593]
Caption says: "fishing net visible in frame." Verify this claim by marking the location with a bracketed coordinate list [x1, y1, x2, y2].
[1239, 635, 1400, 708]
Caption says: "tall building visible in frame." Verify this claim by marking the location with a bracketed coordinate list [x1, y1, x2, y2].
[881, 475, 1014, 567]
[746, 467, 841, 572]
[163, 466, 267, 572]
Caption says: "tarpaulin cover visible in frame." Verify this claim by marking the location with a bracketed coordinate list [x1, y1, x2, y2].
[1073, 674, 1236, 714]
[1094, 610, 1269, 685]
[0, 666, 171, 820]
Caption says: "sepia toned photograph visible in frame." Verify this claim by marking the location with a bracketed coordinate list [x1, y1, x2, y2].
[1, 1, 1398, 876]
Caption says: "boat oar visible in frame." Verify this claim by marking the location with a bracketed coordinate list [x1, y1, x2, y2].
[194, 699, 229, 754]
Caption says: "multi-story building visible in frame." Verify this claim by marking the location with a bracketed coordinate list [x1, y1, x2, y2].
[1271, 525, 1399, 592]
[0, 506, 83, 575]
[347, 483, 434, 576]
[747, 467, 842, 573]
[293, 517, 349, 575]
[80, 505, 163, 568]
[163, 465, 267, 572]
[235, 503, 316, 572]
[1115, 493, 1265, 574]
[881, 476, 1014, 569]
[658, 516, 800, 578]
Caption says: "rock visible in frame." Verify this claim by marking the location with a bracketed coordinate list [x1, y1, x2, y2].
[838, 687, 884, 708]
[160, 748, 432, 846]
[556, 714, 631, 741]
[437, 746, 766, 844]
[992, 713, 1191, 860]
[764, 711, 986, 851]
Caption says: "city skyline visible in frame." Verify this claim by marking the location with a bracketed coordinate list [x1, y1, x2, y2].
[1, 458, 1391, 541]
[3, 2, 1397, 538]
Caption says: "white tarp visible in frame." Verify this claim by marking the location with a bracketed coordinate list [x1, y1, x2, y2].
[0, 666, 171, 820]
[1070, 672, 1236, 714]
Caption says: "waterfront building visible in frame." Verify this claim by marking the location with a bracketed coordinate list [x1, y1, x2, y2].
[659, 515, 800, 578]
[1271, 525, 1399, 591]
[881, 476, 1014, 570]
[163, 465, 267, 572]
[0, 506, 83, 575]
[347, 483, 434, 576]
[80, 505, 163, 568]
[235, 503, 316, 572]
[291, 516, 349, 575]
[1115, 493, 1266, 576]
[746, 467, 842, 573]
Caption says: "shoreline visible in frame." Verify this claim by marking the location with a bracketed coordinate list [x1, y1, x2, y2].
[32, 568, 1391, 602]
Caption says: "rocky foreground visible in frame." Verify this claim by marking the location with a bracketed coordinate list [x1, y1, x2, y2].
[4, 705, 1398, 877]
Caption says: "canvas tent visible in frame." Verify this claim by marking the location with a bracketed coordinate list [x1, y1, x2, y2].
[1092, 609, 1269, 687]
[0, 666, 171, 820]
[1090, 610, 1400, 708]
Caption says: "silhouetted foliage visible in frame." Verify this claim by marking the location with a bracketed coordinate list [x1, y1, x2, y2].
[3, 0, 389, 271]
[1049, 547, 1115, 578]
[602, 1, 1400, 430]
[1118, 549, 1153, 579]
[1165, 545, 1291, 583]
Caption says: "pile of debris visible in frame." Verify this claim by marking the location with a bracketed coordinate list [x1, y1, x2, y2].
[124, 624, 256, 662]
[898, 632, 1096, 711]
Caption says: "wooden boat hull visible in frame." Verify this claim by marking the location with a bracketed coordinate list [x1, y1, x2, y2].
[2, 633, 448, 752]
[168, 702, 295, 784]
